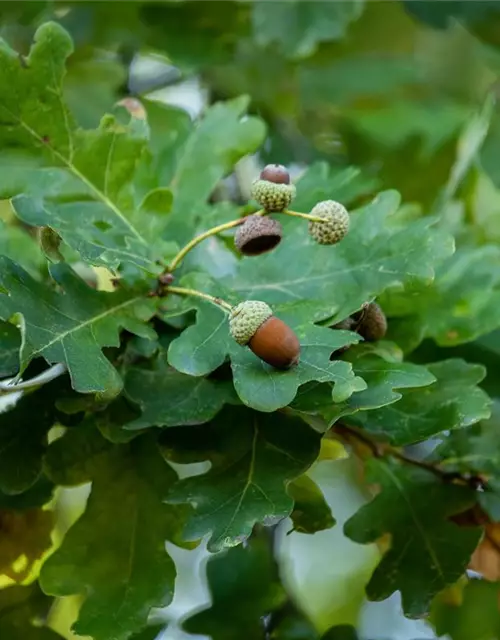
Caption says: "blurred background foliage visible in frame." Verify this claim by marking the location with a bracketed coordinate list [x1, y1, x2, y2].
[3, 1, 500, 639]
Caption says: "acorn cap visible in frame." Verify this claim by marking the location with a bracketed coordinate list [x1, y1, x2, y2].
[260, 164, 290, 184]
[251, 179, 296, 212]
[234, 214, 283, 256]
[229, 300, 273, 345]
[356, 302, 387, 342]
[309, 200, 350, 245]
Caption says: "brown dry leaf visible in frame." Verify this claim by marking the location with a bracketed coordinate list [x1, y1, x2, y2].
[470, 521, 500, 581]
[0, 508, 54, 582]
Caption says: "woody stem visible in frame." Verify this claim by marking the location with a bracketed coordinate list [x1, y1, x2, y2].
[166, 286, 233, 312]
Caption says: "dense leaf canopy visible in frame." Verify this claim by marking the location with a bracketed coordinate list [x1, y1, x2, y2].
[1, 2, 500, 639]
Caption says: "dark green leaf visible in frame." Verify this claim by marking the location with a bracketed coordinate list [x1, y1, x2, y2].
[0, 320, 21, 378]
[384, 246, 500, 351]
[353, 359, 491, 446]
[0, 258, 157, 394]
[288, 474, 335, 534]
[402, 0, 496, 29]
[129, 624, 166, 640]
[123, 353, 236, 432]
[432, 409, 500, 519]
[431, 579, 500, 640]
[268, 601, 319, 639]
[0, 23, 172, 274]
[161, 406, 321, 551]
[0, 380, 63, 494]
[0, 220, 45, 277]
[344, 458, 481, 617]
[167, 96, 266, 242]
[40, 436, 183, 640]
[43, 423, 113, 486]
[0, 476, 54, 510]
[303, 353, 437, 425]
[252, 1, 364, 59]
[183, 531, 286, 639]
[292, 163, 380, 212]
[321, 626, 359, 640]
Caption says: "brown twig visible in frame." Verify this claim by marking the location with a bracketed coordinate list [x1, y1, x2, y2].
[331, 422, 485, 490]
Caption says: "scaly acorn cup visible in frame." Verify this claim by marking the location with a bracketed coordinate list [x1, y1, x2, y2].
[308, 200, 350, 245]
[251, 180, 296, 212]
[229, 300, 300, 369]
[234, 214, 283, 256]
[355, 302, 387, 342]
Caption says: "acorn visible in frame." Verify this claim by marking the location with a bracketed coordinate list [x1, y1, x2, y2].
[234, 214, 283, 256]
[260, 164, 290, 184]
[251, 164, 296, 212]
[355, 302, 387, 342]
[308, 200, 350, 245]
[229, 300, 300, 369]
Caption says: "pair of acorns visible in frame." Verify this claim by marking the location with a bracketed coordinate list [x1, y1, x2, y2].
[229, 300, 387, 371]
[234, 164, 350, 256]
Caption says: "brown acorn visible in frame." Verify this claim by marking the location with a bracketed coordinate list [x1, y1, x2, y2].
[229, 300, 300, 369]
[234, 215, 283, 256]
[355, 302, 387, 342]
[260, 164, 290, 184]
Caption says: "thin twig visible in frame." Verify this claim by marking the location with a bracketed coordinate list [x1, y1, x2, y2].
[166, 286, 233, 312]
[167, 211, 265, 272]
[0, 363, 67, 394]
[332, 422, 483, 488]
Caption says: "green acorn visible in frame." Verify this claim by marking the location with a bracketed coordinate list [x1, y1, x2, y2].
[355, 302, 387, 342]
[308, 200, 350, 245]
[229, 300, 300, 369]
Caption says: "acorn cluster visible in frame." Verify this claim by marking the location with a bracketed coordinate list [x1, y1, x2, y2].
[234, 164, 350, 258]
[227, 163, 353, 370]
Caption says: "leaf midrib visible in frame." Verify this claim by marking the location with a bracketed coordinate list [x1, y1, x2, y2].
[379, 462, 445, 583]
[2, 104, 147, 246]
[28, 295, 143, 359]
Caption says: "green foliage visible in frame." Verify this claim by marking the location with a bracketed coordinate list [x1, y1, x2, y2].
[183, 531, 286, 639]
[0, 4, 500, 639]
[0, 584, 64, 639]
[344, 458, 481, 617]
[161, 407, 321, 551]
[40, 434, 181, 640]
[0, 258, 157, 395]
[431, 580, 500, 640]
[288, 474, 336, 534]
